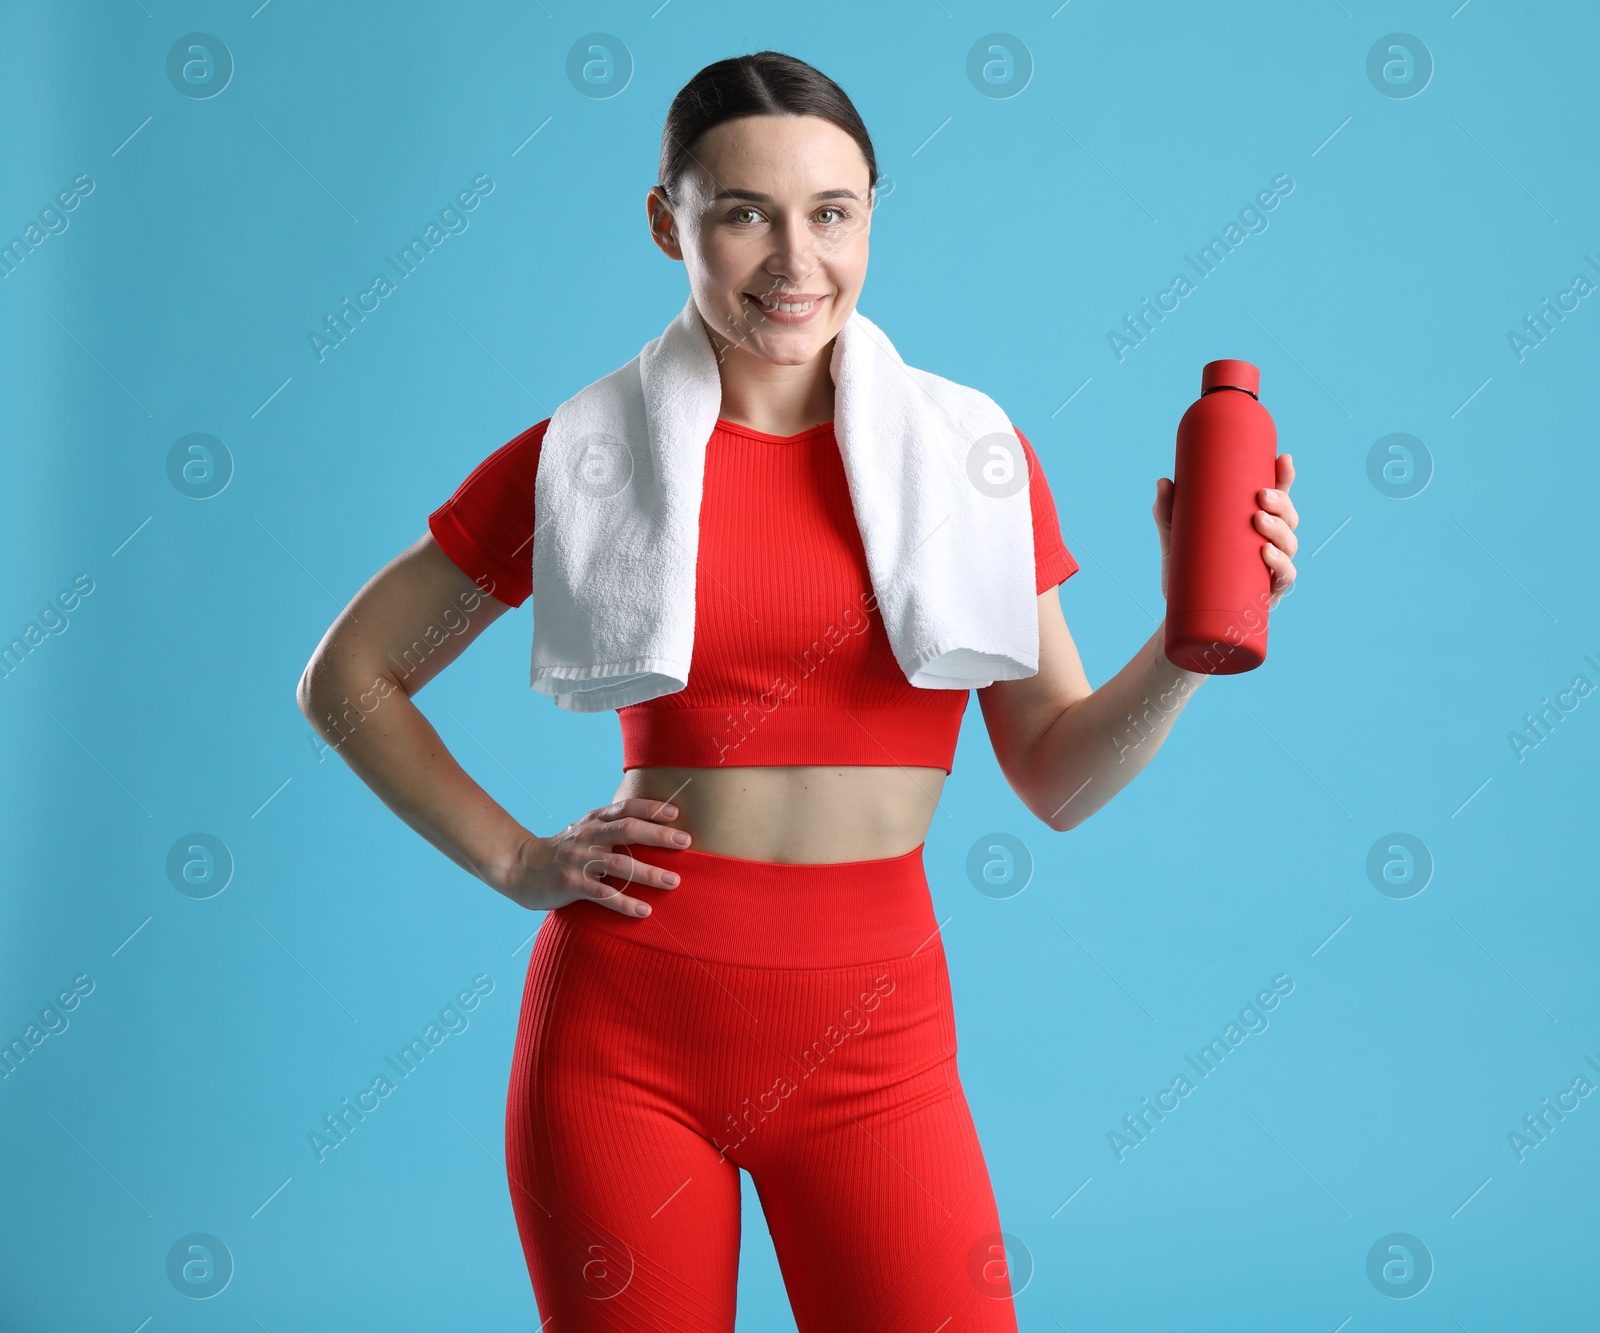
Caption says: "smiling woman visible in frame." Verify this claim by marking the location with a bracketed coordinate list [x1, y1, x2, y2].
[492, 56, 1057, 1330]
[646, 105, 873, 437]
[607, 93, 974, 864]
[294, 46, 1298, 1333]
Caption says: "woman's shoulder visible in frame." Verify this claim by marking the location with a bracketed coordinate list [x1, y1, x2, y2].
[426, 419, 553, 609]
[495, 417, 552, 466]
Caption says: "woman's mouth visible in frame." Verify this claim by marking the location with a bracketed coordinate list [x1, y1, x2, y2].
[744, 292, 826, 323]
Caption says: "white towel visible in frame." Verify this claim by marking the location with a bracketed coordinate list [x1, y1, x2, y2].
[529, 293, 1040, 713]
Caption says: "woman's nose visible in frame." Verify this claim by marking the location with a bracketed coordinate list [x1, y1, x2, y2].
[763, 219, 822, 278]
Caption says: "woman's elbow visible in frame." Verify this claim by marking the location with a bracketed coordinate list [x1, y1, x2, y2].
[1007, 767, 1087, 834]
[295, 659, 318, 720]
[295, 647, 353, 723]
[1039, 802, 1085, 835]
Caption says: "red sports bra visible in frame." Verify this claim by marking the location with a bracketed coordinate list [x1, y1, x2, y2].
[429, 417, 1078, 774]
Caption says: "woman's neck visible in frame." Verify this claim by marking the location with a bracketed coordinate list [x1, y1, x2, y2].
[713, 337, 837, 438]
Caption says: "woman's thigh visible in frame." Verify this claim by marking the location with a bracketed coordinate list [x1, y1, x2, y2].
[505, 914, 744, 1332]
[503, 841, 1015, 1330]
[731, 944, 1022, 1333]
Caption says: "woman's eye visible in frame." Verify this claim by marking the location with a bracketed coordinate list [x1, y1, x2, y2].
[727, 206, 852, 226]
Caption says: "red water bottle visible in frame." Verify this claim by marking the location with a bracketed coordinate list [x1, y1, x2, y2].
[1163, 359, 1279, 674]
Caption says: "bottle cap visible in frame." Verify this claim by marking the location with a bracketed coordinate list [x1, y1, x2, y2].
[1201, 359, 1259, 397]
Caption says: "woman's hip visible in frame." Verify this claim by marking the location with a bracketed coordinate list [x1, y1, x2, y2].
[566, 838, 941, 969]
[510, 842, 961, 1121]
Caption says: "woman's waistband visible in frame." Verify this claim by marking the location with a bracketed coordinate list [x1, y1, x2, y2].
[557, 840, 938, 968]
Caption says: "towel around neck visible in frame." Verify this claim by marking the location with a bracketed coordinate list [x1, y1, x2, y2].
[529, 294, 1040, 713]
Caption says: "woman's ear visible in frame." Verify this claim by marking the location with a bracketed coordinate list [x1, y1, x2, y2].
[646, 187, 682, 259]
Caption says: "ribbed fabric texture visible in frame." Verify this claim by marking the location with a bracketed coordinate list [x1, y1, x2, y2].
[504, 845, 1022, 1332]
[429, 417, 1079, 774]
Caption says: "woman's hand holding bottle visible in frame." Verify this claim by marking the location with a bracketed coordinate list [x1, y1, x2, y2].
[1153, 453, 1299, 605]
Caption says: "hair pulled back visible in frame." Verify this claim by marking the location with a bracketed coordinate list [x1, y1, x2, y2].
[657, 51, 878, 203]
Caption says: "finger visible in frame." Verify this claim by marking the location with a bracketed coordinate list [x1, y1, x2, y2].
[1261, 541, 1297, 593]
[605, 815, 692, 849]
[1276, 453, 1296, 494]
[593, 798, 633, 826]
[1152, 477, 1174, 524]
[611, 800, 681, 819]
[579, 854, 659, 915]
[1253, 508, 1299, 558]
[617, 852, 681, 890]
[1257, 485, 1300, 532]
[591, 849, 680, 894]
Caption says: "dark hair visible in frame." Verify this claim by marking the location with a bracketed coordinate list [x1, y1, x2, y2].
[657, 51, 878, 204]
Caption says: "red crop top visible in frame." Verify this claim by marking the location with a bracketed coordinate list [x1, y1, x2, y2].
[428, 417, 1078, 774]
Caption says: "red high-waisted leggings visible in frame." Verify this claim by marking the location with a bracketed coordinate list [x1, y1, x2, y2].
[504, 839, 1021, 1331]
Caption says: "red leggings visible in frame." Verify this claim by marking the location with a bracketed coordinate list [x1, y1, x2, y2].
[504, 840, 1021, 1331]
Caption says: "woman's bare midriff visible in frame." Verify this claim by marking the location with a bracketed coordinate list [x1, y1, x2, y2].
[610, 765, 946, 864]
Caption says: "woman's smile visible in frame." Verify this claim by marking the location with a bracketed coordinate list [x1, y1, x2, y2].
[744, 290, 827, 322]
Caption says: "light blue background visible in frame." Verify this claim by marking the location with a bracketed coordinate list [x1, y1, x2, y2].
[3, 2, 1596, 1329]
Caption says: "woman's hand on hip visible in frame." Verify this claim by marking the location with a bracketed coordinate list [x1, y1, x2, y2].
[493, 798, 691, 917]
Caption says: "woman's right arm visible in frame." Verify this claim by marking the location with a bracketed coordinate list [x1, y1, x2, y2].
[294, 532, 686, 916]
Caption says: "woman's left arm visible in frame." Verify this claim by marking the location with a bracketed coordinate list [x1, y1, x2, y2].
[977, 455, 1299, 832]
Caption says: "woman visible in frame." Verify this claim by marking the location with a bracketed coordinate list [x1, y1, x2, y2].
[297, 52, 1298, 1332]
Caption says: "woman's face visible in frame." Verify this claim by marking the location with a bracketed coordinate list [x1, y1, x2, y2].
[648, 114, 873, 368]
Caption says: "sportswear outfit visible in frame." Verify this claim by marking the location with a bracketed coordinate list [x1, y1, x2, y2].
[429, 415, 1078, 1330]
